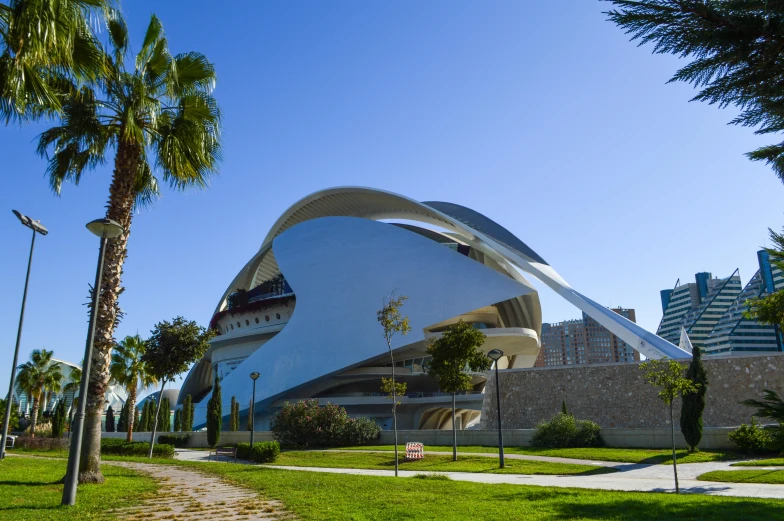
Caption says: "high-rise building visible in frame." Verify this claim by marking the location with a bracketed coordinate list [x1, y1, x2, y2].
[535, 308, 641, 367]
[658, 251, 784, 356]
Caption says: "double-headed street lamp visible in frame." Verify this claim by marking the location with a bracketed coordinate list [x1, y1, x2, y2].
[487, 349, 505, 469]
[249, 372, 260, 447]
[62, 218, 124, 506]
[1, 211, 48, 461]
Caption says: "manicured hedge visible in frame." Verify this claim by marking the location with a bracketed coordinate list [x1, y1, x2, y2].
[236, 441, 280, 463]
[158, 434, 191, 448]
[101, 438, 175, 458]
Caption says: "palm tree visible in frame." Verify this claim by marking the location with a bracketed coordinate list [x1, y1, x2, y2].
[36, 14, 221, 481]
[109, 335, 156, 442]
[0, 0, 110, 122]
[15, 349, 63, 436]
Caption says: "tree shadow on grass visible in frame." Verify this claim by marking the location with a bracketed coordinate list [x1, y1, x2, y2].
[0, 479, 61, 486]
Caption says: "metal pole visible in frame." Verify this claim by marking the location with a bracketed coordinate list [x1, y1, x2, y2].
[62, 235, 108, 506]
[249, 379, 256, 448]
[1, 229, 36, 460]
[495, 362, 504, 469]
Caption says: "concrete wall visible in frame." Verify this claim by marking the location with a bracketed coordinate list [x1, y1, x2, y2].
[482, 353, 784, 431]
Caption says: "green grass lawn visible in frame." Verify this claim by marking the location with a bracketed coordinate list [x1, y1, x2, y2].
[267, 450, 617, 475]
[698, 469, 784, 484]
[336, 445, 737, 464]
[731, 458, 784, 467]
[194, 462, 784, 520]
[0, 456, 157, 521]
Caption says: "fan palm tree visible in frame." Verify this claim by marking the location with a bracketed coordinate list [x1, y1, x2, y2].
[36, 14, 221, 482]
[15, 349, 63, 436]
[109, 335, 156, 443]
[0, 0, 110, 122]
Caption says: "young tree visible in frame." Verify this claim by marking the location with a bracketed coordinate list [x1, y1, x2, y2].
[142, 317, 214, 457]
[0, 398, 19, 433]
[206, 375, 222, 448]
[110, 334, 156, 442]
[0, 0, 109, 122]
[36, 14, 222, 481]
[377, 293, 411, 477]
[606, 1, 784, 181]
[105, 405, 115, 433]
[52, 399, 67, 438]
[639, 359, 698, 493]
[173, 409, 181, 432]
[426, 320, 490, 461]
[680, 343, 709, 452]
[15, 349, 63, 437]
[230, 396, 239, 431]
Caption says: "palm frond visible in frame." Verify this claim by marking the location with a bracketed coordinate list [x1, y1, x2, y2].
[741, 389, 784, 425]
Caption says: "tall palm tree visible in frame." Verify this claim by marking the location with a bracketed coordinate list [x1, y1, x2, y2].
[36, 15, 221, 482]
[109, 335, 156, 443]
[0, 0, 110, 122]
[15, 349, 63, 436]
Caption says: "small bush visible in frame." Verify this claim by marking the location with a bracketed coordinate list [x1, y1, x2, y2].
[531, 413, 605, 448]
[729, 418, 774, 454]
[270, 399, 381, 448]
[236, 441, 280, 463]
[158, 434, 191, 448]
[26, 421, 52, 438]
[100, 438, 175, 458]
[413, 473, 451, 480]
[13, 436, 69, 450]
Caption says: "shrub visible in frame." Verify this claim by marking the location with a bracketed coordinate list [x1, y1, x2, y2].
[158, 434, 191, 448]
[26, 421, 52, 438]
[14, 436, 69, 450]
[207, 376, 222, 448]
[236, 441, 280, 463]
[729, 417, 774, 454]
[100, 438, 175, 458]
[270, 399, 381, 448]
[531, 413, 605, 448]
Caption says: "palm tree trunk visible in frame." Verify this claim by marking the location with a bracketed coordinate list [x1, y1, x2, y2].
[30, 397, 39, 437]
[126, 386, 137, 442]
[79, 140, 141, 484]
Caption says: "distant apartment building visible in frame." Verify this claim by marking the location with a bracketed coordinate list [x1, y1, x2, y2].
[657, 251, 784, 356]
[535, 308, 640, 367]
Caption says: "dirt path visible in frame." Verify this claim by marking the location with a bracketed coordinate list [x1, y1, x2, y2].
[107, 461, 293, 521]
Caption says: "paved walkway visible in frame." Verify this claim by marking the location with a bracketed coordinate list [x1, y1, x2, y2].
[107, 461, 291, 521]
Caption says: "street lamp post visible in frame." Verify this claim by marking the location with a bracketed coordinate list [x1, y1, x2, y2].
[62, 218, 124, 506]
[1, 211, 48, 461]
[487, 349, 505, 469]
[249, 372, 260, 447]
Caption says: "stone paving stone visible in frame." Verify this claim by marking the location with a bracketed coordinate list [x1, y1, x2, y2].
[107, 461, 293, 521]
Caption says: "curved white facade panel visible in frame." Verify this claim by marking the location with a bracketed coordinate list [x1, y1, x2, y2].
[185, 186, 688, 429]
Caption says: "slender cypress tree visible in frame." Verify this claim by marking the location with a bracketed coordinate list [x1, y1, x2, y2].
[52, 399, 67, 438]
[105, 405, 116, 433]
[561, 400, 569, 416]
[173, 409, 181, 432]
[158, 397, 170, 432]
[118, 402, 128, 433]
[206, 376, 222, 448]
[230, 396, 238, 431]
[681, 345, 709, 452]
[247, 397, 253, 431]
[182, 394, 193, 432]
[189, 400, 195, 431]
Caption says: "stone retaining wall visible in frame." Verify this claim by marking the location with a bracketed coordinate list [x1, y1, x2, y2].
[482, 353, 784, 431]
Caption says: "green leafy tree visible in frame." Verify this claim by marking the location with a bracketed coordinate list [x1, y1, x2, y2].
[680, 345, 709, 452]
[142, 316, 215, 457]
[206, 375, 222, 448]
[105, 405, 115, 433]
[0, 398, 19, 432]
[605, 1, 784, 181]
[741, 389, 784, 451]
[173, 409, 181, 432]
[16, 349, 63, 437]
[52, 398, 67, 438]
[110, 334, 156, 442]
[426, 320, 490, 461]
[35, 14, 221, 481]
[230, 396, 239, 431]
[377, 292, 411, 477]
[0, 0, 110, 122]
[639, 359, 699, 493]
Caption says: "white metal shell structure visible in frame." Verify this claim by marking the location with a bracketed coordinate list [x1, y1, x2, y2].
[182, 187, 688, 428]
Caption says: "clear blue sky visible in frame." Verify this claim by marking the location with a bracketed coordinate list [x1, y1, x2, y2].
[1, 1, 781, 396]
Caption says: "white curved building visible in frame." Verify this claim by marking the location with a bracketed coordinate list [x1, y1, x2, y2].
[181, 187, 688, 430]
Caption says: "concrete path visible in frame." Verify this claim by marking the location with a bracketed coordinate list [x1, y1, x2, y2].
[107, 461, 292, 521]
